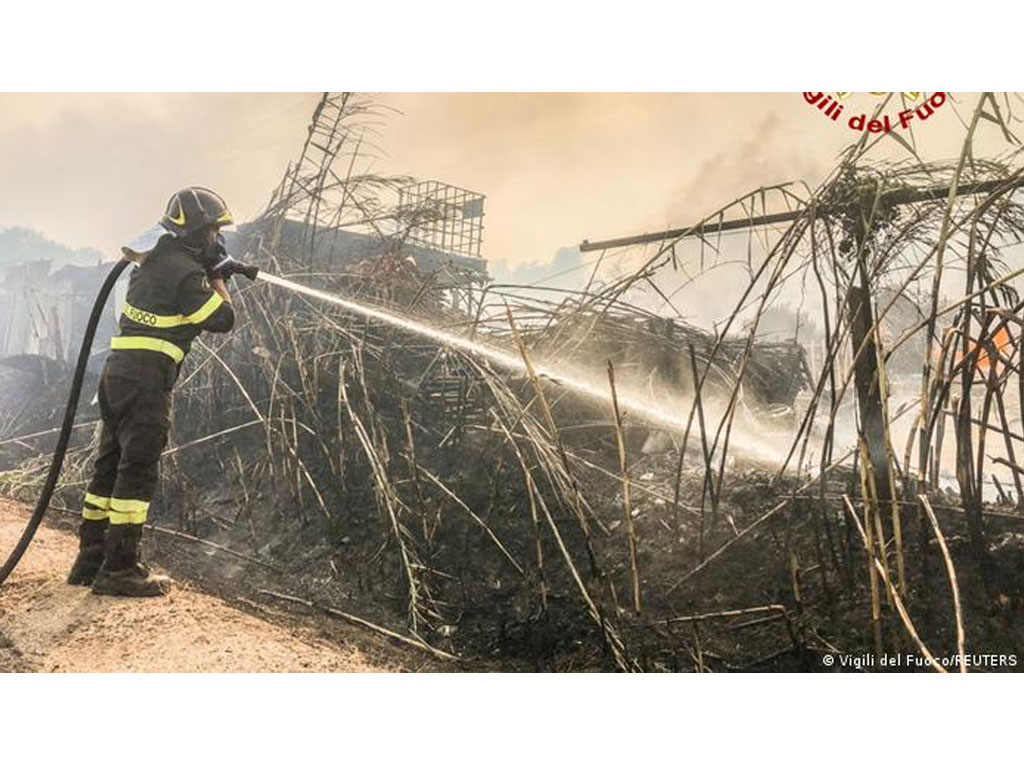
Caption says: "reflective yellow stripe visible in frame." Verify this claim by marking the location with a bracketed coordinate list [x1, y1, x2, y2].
[182, 293, 224, 324]
[122, 294, 223, 329]
[108, 510, 147, 525]
[111, 336, 185, 363]
[109, 498, 150, 525]
[110, 498, 150, 512]
[82, 508, 109, 521]
[84, 493, 111, 510]
[122, 302, 188, 329]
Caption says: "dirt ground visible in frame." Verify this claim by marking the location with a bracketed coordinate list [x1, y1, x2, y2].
[0, 499, 401, 672]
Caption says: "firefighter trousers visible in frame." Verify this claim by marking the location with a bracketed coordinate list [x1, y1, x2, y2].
[81, 354, 174, 525]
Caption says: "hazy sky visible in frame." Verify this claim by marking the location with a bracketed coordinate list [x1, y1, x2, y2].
[0, 92, 1006, 268]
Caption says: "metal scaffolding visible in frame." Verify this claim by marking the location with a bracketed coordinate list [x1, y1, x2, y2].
[397, 180, 486, 260]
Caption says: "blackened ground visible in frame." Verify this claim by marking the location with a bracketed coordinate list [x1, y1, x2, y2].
[10, 455, 1024, 672]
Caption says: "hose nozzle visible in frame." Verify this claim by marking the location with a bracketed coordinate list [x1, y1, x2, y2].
[235, 262, 260, 282]
[210, 254, 260, 282]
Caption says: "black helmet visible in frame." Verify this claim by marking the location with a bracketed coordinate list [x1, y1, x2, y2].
[160, 187, 234, 237]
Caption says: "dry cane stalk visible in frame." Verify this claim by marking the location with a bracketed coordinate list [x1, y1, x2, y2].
[860, 440, 894, 610]
[607, 361, 641, 614]
[687, 343, 715, 556]
[665, 604, 788, 624]
[196, 338, 329, 518]
[856, 466, 883, 658]
[489, 408, 548, 610]
[339, 362, 422, 631]
[504, 305, 602, 574]
[918, 495, 967, 673]
[490, 410, 632, 669]
[258, 589, 458, 662]
[843, 494, 947, 673]
[532, 486, 635, 672]
[875, 342, 906, 597]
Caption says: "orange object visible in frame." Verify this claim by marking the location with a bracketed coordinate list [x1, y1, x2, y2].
[962, 325, 1014, 376]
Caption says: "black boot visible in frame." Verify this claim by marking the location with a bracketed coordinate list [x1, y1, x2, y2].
[91, 524, 172, 597]
[67, 519, 108, 586]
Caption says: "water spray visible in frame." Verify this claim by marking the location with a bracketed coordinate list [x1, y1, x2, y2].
[255, 272, 785, 465]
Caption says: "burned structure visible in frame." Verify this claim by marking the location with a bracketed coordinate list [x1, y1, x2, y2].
[246, 93, 488, 315]
[0, 259, 122, 442]
[0, 260, 122, 365]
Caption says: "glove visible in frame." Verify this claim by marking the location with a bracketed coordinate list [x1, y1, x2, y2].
[208, 253, 260, 282]
[202, 234, 259, 282]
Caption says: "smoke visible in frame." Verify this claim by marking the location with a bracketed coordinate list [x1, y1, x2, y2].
[664, 111, 833, 221]
[376, 93, 853, 266]
[257, 270, 795, 465]
[0, 93, 315, 254]
[489, 246, 594, 298]
[0, 227, 104, 271]
[0, 92, 999, 271]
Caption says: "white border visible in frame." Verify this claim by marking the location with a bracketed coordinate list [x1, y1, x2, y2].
[0, 1, 1006, 90]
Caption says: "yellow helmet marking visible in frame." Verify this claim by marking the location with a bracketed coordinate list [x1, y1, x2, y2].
[168, 197, 186, 226]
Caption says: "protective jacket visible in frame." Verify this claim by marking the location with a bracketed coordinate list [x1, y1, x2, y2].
[109, 234, 235, 379]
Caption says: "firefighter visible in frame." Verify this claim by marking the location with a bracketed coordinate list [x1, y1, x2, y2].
[67, 187, 245, 597]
